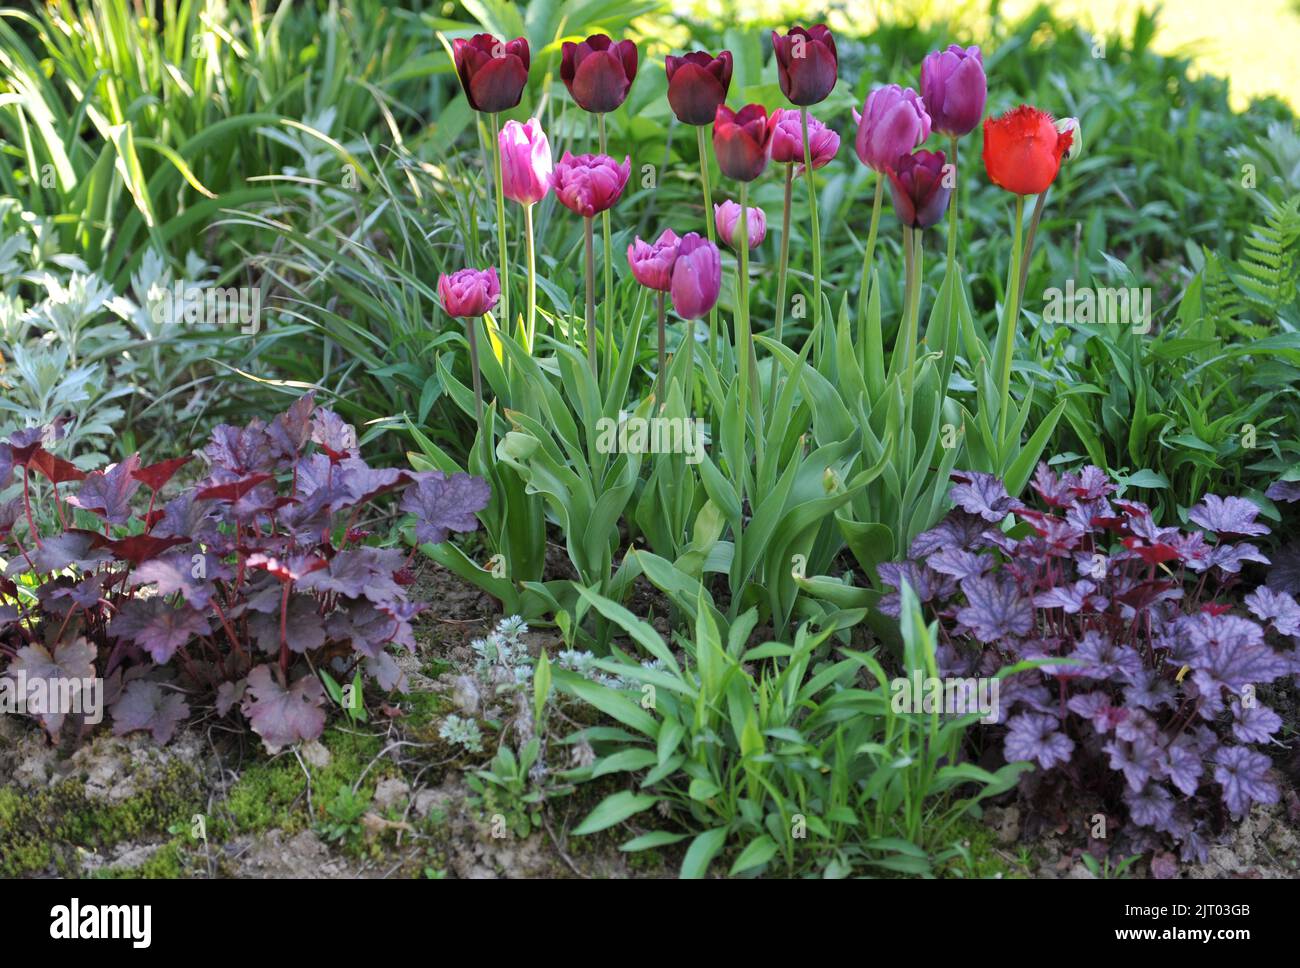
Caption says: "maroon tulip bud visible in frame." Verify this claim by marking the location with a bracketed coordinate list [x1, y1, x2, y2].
[665, 50, 733, 125]
[552, 152, 631, 217]
[627, 229, 681, 291]
[561, 34, 638, 114]
[670, 233, 721, 320]
[452, 33, 530, 114]
[712, 104, 777, 182]
[770, 108, 840, 175]
[438, 267, 501, 317]
[771, 25, 838, 106]
[886, 149, 952, 230]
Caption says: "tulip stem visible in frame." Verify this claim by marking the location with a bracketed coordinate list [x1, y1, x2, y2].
[1018, 189, 1049, 304]
[737, 183, 764, 469]
[995, 194, 1027, 446]
[858, 174, 884, 359]
[655, 290, 666, 408]
[697, 125, 718, 362]
[524, 203, 537, 353]
[598, 113, 614, 380]
[491, 113, 510, 341]
[902, 227, 923, 414]
[769, 162, 794, 414]
[584, 216, 597, 376]
[800, 107, 824, 363]
[466, 317, 484, 425]
[946, 135, 959, 269]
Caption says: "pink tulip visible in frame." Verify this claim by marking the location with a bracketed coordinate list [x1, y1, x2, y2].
[627, 229, 681, 292]
[670, 233, 721, 320]
[499, 118, 552, 206]
[770, 108, 840, 175]
[714, 200, 767, 250]
[438, 267, 500, 318]
[552, 152, 631, 217]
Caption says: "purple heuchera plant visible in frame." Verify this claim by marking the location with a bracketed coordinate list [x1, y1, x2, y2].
[0, 395, 489, 753]
[878, 463, 1298, 862]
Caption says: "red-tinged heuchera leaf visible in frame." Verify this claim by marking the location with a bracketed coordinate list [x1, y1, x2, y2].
[30, 448, 87, 485]
[246, 551, 328, 583]
[7, 637, 97, 738]
[131, 456, 192, 492]
[1121, 535, 1181, 566]
[111, 680, 190, 744]
[196, 473, 274, 502]
[109, 598, 212, 662]
[97, 532, 189, 567]
[241, 665, 326, 752]
[129, 551, 228, 609]
[67, 454, 142, 524]
[309, 408, 359, 462]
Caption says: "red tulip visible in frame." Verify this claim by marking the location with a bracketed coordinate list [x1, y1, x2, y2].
[627, 229, 681, 291]
[665, 50, 733, 125]
[561, 34, 638, 114]
[552, 152, 631, 217]
[712, 104, 777, 182]
[452, 33, 530, 113]
[438, 268, 501, 318]
[982, 105, 1073, 196]
[771, 25, 838, 106]
[886, 150, 952, 229]
[670, 233, 721, 320]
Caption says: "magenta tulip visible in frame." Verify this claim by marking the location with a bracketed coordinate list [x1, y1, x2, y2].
[452, 34, 530, 114]
[853, 85, 931, 174]
[665, 50, 733, 126]
[499, 118, 552, 206]
[438, 267, 501, 318]
[713, 104, 777, 182]
[771, 25, 838, 106]
[627, 229, 681, 292]
[770, 108, 840, 174]
[920, 45, 986, 138]
[561, 34, 638, 114]
[552, 152, 631, 217]
[670, 233, 721, 319]
[714, 201, 766, 250]
[886, 149, 951, 230]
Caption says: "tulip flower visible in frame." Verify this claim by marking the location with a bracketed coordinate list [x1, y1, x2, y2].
[438, 267, 501, 422]
[561, 34, 638, 114]
[886, 149, 951, 230]
[452, 34, 530, 113]
[452, 33, 532, 359]
[771, 25, 838, 106]
[670, 233, 721, 321]
[919, 45, 986, 138]
[554, 152, 631, 375]
[853, 84, 931, 307]
[715, 200, 767, 250]
[665, 50, 733, 126]
[499, 118, 552, 351]
[712, 104, 776, 183]
[629, 229, 683, 401]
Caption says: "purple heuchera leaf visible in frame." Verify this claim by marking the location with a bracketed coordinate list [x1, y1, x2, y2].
[949, 470, 1019, 522]
[1125, 782, 1175, 829]
[1188, 495, 1270, 538]
[1004, 713, 1074, 768]
[1243, 586, 1300, 637]
[1033, 579, 1102, 614]
[925, 547, 991, 580]
[66, 454, 142, 524]
[1165, 738, 1204, 796]
[248, 597, 327, 655]
[1069, 630, 1143, 680]
[109, 598, 212, 663]
[955, 575, 1034, 642]
[907, 510, 992, 557]
[1213, 746, 1277, 818]
[130, 551, 228, 609]
[1066, 691, 1127, 733]
[242, 665, 326, 752]
[400, 471, 490, 545]
[1232, 702, 1281, 743]
[6, 637, 96, 738]
[1180, 612, 1290, 696]
[111, 680, 190, 744]
[309, 408, 359, 461]
[1103, 732, 1165, 791]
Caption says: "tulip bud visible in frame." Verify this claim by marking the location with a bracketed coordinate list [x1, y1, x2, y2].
[499, 118, 552, 206]
[665, 50, 733, 126]
[560, 34, 638, 114]
[886, 150, 952, 229]
[854, 85, 931, 174]
[771, 25, 838, 106]
[452, 34, 530, 114]
[919, 45, 986, 138]
[438, 267, 501, 318]
[714, 201, 767, 250]
[1055, 117, 1082, 160]
[627, 229, 681, 292]
[670, 233, 722, 320]
[552, 152, 631, 217]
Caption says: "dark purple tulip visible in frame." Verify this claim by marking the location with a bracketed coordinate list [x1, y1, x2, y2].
[771, 25, 838, 106]
[438, 267, 501, 317]
[670, 233, 721, 319]
[665, 50, 733, 126]
[712, 104, 777, 182]
[854, 84, 931, 174]
[886, 149, 951, 229]
[560, 34, 638, 114]
[452, 34, 530, 113]
[627, 229, 681, 291]
[920, 45, 987, 138]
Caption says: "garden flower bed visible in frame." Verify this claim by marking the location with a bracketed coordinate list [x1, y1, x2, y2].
[1, 0, 1299, 890]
